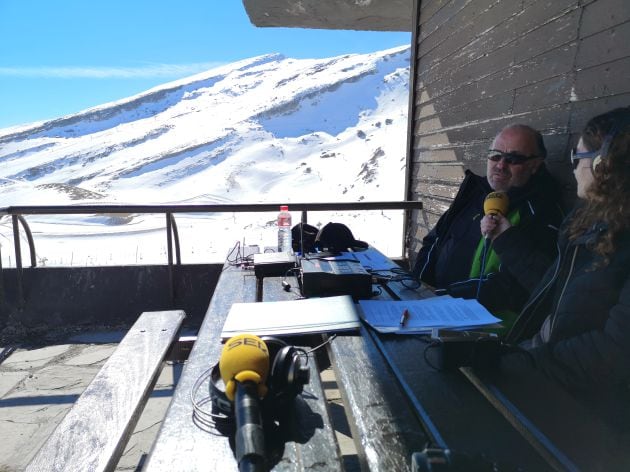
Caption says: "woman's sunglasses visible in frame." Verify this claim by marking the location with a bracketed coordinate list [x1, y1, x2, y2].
[487, 150, 539, 165]
[570, 148, 600, 170]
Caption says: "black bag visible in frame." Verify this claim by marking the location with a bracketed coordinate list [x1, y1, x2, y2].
[314, 222, 368, 252]
[291, 223, 319, 254]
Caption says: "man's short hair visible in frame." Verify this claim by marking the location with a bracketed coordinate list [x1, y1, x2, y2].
[500, 124, 547, 159]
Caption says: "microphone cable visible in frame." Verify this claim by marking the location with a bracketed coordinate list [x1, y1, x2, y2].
[368, 268, 422, 290]
[476, 237, 490, 301]
[226, 240, 256, 270]
[191, 366, 234, 435]
[281, 266, 304, 297]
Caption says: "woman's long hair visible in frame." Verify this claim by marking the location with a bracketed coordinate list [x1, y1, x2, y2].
[568, 107, 630, 263]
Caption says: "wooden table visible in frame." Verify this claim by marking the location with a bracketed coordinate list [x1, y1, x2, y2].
[147, 247, 629, 471]
[145, 262, 342, 471]
[325, 272, 549, 471]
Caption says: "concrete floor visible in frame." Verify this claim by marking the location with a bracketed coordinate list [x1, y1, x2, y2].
[0, 331, 358, 471]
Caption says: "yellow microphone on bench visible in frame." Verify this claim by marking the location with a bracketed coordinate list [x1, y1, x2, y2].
[220, 334, 270, 472]
[220, 333, 269, 401]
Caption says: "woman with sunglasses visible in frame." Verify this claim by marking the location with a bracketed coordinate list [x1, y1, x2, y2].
[497, 107, 630, 431]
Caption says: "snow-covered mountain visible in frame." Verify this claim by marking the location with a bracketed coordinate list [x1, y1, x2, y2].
[0, 46, 410, 265]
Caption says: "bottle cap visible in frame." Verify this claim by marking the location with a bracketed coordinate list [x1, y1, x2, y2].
[280, 205, 289, 211]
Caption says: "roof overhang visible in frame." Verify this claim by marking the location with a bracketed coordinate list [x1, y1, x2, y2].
[242, 0, 412, 32]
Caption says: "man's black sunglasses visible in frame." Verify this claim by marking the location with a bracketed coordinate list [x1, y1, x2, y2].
[487, 150, 540, 165]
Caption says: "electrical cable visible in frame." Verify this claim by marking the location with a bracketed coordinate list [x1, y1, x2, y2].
[368, 268, 421, 290]
[423, 341, 442, 371]
[305, 334, 337, 355]
[476, 238, 490, 300]
[190, 366, 234, 435]
[224, 240, 256, 270]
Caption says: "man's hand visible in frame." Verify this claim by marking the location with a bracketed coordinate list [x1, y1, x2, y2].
[480, 213, 512, 240]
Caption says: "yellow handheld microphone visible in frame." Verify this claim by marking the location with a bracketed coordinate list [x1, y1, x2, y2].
[219, 333, 270, 471]
[220, 333, 270, 401]
[483, 191, 509, 216]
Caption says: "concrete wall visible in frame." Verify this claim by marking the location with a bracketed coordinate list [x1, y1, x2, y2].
[0, 264, 222, 335]
[407, 0, 630, 263]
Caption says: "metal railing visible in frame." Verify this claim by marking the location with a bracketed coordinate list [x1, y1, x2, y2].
[0, 201, 423, 307]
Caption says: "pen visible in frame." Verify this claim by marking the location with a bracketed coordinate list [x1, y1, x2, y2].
[400, 309, 410, 326]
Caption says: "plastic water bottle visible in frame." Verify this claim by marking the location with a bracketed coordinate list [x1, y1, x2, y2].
[277, 205, 292, 253]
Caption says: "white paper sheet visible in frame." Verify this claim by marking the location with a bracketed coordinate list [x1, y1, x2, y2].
[358, 297, 502, 334]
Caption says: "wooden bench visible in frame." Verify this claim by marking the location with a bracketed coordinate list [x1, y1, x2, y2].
[464, 365, 630, 471]
[26, 310, 185, 472]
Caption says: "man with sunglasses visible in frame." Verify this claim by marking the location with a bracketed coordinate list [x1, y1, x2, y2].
[412, 124, 564, 327]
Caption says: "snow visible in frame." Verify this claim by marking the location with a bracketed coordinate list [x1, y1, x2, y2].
[0, 46, 410, 267]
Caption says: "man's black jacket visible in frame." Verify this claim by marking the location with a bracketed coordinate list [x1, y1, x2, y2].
[413, 167, 564, 314]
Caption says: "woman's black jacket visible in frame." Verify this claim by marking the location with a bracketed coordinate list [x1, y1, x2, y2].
[506, 220, 630, 397]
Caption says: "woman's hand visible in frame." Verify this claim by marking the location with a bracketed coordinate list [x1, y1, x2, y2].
[480, 213, 512, 240]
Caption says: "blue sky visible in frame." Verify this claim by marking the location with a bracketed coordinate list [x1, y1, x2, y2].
[0, 1, 410, 129]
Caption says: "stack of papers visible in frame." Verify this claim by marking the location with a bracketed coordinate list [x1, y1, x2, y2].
[221, 295, 361, 340]
[358, 297, 502, 334]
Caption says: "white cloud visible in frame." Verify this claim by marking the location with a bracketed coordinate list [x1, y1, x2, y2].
[0, 62, 224, 79]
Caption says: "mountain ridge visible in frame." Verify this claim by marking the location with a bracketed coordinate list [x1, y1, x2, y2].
[0, 45, 410, 206]
[0, 45, 411, 265]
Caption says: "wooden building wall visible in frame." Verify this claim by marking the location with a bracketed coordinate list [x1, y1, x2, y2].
[406, 0, 630, 264]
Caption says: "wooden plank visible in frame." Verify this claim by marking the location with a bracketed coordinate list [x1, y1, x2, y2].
[146, 265, 342, 471]
[414, 105, 572, 146]
[417, 0, 470, 44]
[569, 92, 630, 131]
[576, 17, 630, 69]
[574, 56, 630, 99]
[327, 328, 428, 471]
[580, 0, 630, 38]
[418, 0, 516, 67]
[26, 310, 185, 472]
[416, 92, 515, 132]
[418, 0, 577, 89]
[512, 75, 573, 114]
[465, 367, 630, 470]
[418, 0, 452, 29]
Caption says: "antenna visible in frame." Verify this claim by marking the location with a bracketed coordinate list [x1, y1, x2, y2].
[300, 211, 306, 257]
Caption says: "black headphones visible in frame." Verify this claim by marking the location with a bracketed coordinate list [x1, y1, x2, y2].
[592, 114, 630, 171]
[209, 336, 310, 418]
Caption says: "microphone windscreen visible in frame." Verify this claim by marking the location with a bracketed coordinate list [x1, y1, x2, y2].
[483, 192, 509, 216]
[220, 334, 270, 401]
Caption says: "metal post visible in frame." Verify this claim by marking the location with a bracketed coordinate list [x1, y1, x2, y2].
[18, 215, 36, 267]
[0, 242, 4, 305]
[169, 214, 181, 265]
[166, 212, 174, 304]
[12, 215, 24, 308]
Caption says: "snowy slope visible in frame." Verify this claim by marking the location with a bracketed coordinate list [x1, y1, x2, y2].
[0, 46, 410, 265]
